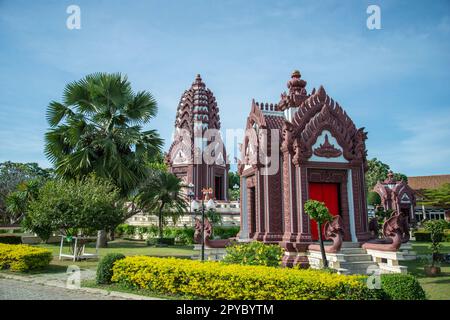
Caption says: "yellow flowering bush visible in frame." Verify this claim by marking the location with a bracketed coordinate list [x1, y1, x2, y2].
[223, 241, 284, 267]
[111, 256, 372, 300]
[0, 243, 52, 272]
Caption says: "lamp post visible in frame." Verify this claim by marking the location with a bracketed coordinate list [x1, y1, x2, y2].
[191, 187, 215, 261]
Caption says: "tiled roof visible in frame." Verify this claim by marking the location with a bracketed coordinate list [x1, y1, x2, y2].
[407, 175, 450, 191]
[264, 114, 285, 130]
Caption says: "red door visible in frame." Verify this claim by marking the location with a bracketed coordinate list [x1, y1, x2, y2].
[308, 183, 340, 241]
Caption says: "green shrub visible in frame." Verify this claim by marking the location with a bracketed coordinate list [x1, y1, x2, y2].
[114, 224, 127, 238]
[146, 237, 175, 246]
[163, 227, 194, 245]
[0, 229, 22, 234]
[115, 224, 137, 238]
[111, 256, 372, 300]
[414, 231, 432, 242]
[213, 226, 240, 239]
[136, 226, 149, 240]
[222, 241, 284, 267]
[379, 274, 426, 300]
[414, 229, 450, 242]
[0, 234, 22, 244]
[0, 243, 52, 271]
[96, 253, 126, 284]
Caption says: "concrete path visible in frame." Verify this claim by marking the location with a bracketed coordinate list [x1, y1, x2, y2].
[0, 273, 161, 300]
[0, 278, 126, 300]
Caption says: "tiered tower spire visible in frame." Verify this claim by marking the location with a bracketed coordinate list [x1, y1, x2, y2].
[167, 74, 228, 201]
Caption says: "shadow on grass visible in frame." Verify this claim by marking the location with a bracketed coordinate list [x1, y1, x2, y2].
[27, 264, 69, 274]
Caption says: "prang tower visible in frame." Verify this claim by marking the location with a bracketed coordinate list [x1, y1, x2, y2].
[166, 74, 229, 200]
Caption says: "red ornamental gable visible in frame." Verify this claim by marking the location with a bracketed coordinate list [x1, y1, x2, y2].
[290, 86, 367, 165]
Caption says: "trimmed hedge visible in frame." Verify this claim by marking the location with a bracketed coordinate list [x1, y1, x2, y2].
[414, 230, 450, 242]
[111, 256, 372, 300]
[0, 234, 22, 244]
[96, 253, 125, 284]
[379, 274, 426, 300]
[0, 243, 52, 272]
[213, 226, 240, 239]
[146, 237, 175, 246]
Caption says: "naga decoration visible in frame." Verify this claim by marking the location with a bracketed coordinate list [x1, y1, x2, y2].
[308, 215, 344, 253]
[194, 218, 234, 248]
[362, 211, 408, 252]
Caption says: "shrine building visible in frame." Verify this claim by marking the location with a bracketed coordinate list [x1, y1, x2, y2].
[238, 70, 371, 266]
[373, 170, 417, 222]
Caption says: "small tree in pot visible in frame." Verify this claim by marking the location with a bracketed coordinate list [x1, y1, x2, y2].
[304, 200, 333, 268]
[424, 219, 447, 276]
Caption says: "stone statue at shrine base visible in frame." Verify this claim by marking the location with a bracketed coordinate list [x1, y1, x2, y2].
[305, 211, 416, 274]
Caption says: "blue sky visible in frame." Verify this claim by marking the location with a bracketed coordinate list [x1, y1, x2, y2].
[0, 0, 449, 176]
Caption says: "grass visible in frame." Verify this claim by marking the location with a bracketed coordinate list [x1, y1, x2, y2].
[405, 241, 450, 300]
[410, 241, 450, 255]
[39, 239, 195, 270]
[0, 239, 196, 273]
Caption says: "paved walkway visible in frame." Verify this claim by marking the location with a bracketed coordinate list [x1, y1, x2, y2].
[0, 278, 127, 300]
[0, 273, 160, 300]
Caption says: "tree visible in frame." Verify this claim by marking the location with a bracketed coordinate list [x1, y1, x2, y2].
[419, 183, 450, 208]
[228, 171, 240, 201]
[44, 72, 163, 196]
[5, 179, 42, 225]
[367, 191, 381, 207]
[424, 219, 447, 266]
[0, 161, 52, 225]
[24, 175, 126, 242]
[365, 158, 407, 191]
[137, 170, 188, 241]
[304, 200, 333, 268]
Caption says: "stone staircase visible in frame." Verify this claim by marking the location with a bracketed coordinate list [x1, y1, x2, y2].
[307, 242, 378, 275]
[338, 243, 378, 275]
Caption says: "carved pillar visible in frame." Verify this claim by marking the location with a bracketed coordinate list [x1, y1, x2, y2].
[352, 164, 371, 242]
[254, 172, 265, 241]
[296, 165, 312, 243]
[281, 149, 297, 243]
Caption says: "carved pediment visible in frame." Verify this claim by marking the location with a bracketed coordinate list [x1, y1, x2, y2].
[291, 86, 367, 164]
[173, 149, 188, 164]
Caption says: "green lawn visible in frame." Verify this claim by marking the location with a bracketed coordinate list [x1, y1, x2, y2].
[33, 239, 196, 271]
[405, 242, 450, 300]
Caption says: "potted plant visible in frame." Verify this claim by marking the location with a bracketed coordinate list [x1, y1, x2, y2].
[423, 219, 447, 276]
[304, 200, 333, 268]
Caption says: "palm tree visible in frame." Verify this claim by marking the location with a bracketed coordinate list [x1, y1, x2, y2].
[137, 170, 188, 241]
[44, 73, 163, 196]
[5, 179, 41, 225]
